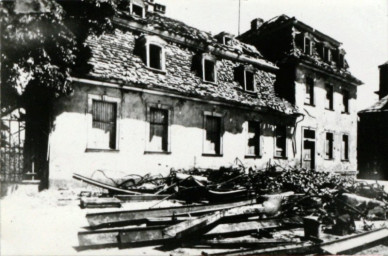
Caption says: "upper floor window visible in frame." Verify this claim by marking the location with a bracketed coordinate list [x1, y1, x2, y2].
[304, 37, 312, 55]
[137, 35, 166, 72]
[323, 47, 332, 62]
[223, 36, 232, 45]
[325, 84, 334, 110]
[274, 125, 287, 158]
[202, 55, 217, 83]
[130, 2, 145, 18]
[305, 77, 314, 106]
[149, 44, 163, 70]
[342, 90, 350, 113]
[325, 132, 334, 160]
[244, 70, 255, 92]
[338, 53, 345, 68]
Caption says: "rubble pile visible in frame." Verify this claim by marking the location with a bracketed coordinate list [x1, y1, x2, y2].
[73, 165, 388, 254]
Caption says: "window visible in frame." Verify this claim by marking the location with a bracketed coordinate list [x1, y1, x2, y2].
[304, 37, 312, 54]
[90, 100, 117, 150]
[131, 3, 144, 17]
[148, 108, 168, 152]
[149, 44, 163, 70]
[305, 77, 314, 105]
[325, 84, 334, 110]
[325, 132, 334, 159]
[203, 59, 216, 83]
[223, 36, 232, 45]
[342, 134, 349, 161]
[342, 90, 349, 113]
[275, 126, 286, 158]
[338, 53, 345, 68]
[204, 115, 222, 155]
[246, 121, 260, 156]
[244, 70, 255, 92]
[323, 47, 331, 62]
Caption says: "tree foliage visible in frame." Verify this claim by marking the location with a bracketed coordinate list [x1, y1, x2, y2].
[1, 0, 118, 114]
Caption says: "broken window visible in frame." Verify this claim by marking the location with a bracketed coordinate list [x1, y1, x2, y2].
[204, 115, 221, 155]
[342, 90, 349, 113]
[149, 44, 163, 70]
[131, 3, 144, 17]
[275, 126, 286, 158]
[325, 132, 334, 159]
[304, 37, 312, 54]
[305, 77, 314, 105]
[247, 121, 260, 156]
[149, 108, 168, 152]
[204, 59, 216, 83]
[325, 84, 334, 110]
[90, 100, 117, 150]
[245, 70, 255, 92]
[342, 134, 349, 161]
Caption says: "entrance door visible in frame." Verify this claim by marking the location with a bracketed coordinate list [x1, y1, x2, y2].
[302, 129, 316, 170]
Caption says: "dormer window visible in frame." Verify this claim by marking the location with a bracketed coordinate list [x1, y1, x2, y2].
[244, 70, 255, 92]
[137, 35, 166, 72]
[323, 47, 332, 62]
[304, 37, 312, 55]
[130, 2, 145, 18]
[202, 55, 217, 83]
[223, 36, 232, 45]
[338, 53, 345, 68]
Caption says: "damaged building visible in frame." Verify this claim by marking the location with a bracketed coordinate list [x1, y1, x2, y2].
[2, 0, 362, 190]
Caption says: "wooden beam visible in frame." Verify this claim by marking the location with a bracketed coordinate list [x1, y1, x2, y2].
[80, 197, 122, 209]
[114, 194, 170, 202]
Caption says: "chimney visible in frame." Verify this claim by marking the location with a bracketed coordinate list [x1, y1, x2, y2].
[251, 18, 264, 30]
[378, 62, 388, 99]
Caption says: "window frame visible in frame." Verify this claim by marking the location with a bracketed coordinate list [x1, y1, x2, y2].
[304, 37, 312, 55]
[274, 125, 287, 159]
[202, 111, 223, 156]
[304, 77, 315, 106]
[86, 94, 120, 152]
[325, 84, 334, 110]
[245, 120, 262, 158]
[244, 69, 256, 92]
[145, 102, 173, 154]
[138, 35, 167, 73]
[324, 131, 334, 160]
[130, 2, 145, 18]
[341, 133, 350, 161]
[201, 54, 217, 84]
[342, 90, 350, 114]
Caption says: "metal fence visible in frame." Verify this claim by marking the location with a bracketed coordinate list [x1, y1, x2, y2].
[1, 119, 25, 182]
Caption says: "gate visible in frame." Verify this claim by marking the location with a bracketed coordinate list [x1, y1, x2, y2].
[1, 118, 25, 182]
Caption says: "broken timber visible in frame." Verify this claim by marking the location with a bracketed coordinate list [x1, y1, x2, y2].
[114, 194, 170, 202]
[80, 197, 122, 209]
[86, 199, 256, 228]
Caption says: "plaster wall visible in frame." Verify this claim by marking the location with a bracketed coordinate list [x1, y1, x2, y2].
[48, 82, 296, 188]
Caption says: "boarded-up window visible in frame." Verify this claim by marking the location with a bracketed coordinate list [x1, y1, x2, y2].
[247, 121, 260, 156]
[149, 44, 163, 70]
[149, 108, 168, 152]
[204, 116, 221, 155]
[342, 134, 349, 160]
[325, 132, 334, 159]
[91, 100, 117, 149]
[342, 90, 349, 113]
[325, 84, 334, 110]
[305, 78, 314, 105]
[245, 71, 255, 92]
[204, 59, 216, 82]
[275, 126, 286, 158]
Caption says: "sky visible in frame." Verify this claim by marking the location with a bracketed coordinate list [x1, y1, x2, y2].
[159, 0, 388, 111]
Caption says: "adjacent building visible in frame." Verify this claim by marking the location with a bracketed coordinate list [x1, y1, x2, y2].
[239, 15, 362, 173]
[358, 62, 388, 180]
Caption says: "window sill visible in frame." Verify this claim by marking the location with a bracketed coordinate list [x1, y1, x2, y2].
[202, 153, 223, 157]
[144, 151, 171, 155]
[304, 103, 315, 107]
[325, 108, 334, 111]
[146, 66, 167, 74]
[202, 80, 217, 85]
[274, 156, 288, 160]
[245, 155, 262, 159]
[341, 112, 350, 115]
[85, 148, 119, 153]
[244, 90, 257, 95]
[341, 159, 350, 162]
[325, 158, 334, 161]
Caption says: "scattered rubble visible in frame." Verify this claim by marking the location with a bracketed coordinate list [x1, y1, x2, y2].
[73, 164, 388, 254]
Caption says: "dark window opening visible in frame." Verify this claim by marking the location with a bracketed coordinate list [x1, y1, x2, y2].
[342, 90, 349, 113]
[325, 132, 334, 159]
[149, 44, 163, 70]
[304, 38, 311, 54]
[305, 78, 314, 105]
[91, 100, 117, 149]
[132, 4, 144, 17]
[325, 85, 334, 110]
[338, 54, 345, 68]
[223, 36, 232, 45]
[323, 47, 331, 62]
[247, 121, 260, 156]
[304, 129, 316, 140]
[245, 71, 255, 92]
[149, 108, 168, 152]
[275, 126, 286, 158]
[342, 135, 349, 160]
[205, 116, 221, 155]
[204, 59, 216, 82]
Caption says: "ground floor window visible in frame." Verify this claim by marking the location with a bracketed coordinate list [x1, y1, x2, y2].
[246, 121, 261, 156]
[204, 115, 222, 155]
[148, 108, 169, 152]
[342, 134, 349, 160]
[275, 125, 287, 158]
[90, 100, 117, 150]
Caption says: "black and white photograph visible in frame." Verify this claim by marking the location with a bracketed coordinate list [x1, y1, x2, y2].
[0, 0, 387, 255]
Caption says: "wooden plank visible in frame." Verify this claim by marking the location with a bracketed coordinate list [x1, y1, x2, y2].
[114, 194, 170, 202]
[86, 199, 256, 228]
[320, 228, 388, 254]
[80, 197, 122, 209]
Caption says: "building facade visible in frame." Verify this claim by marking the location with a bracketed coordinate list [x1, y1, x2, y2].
[358, 62, 388, 180]
[239, 15, 362, 173]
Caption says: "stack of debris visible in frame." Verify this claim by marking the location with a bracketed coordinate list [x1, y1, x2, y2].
[73, 164, 388, 254]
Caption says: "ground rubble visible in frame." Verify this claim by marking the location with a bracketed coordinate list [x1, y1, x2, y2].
[69, 163, 388, 255]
